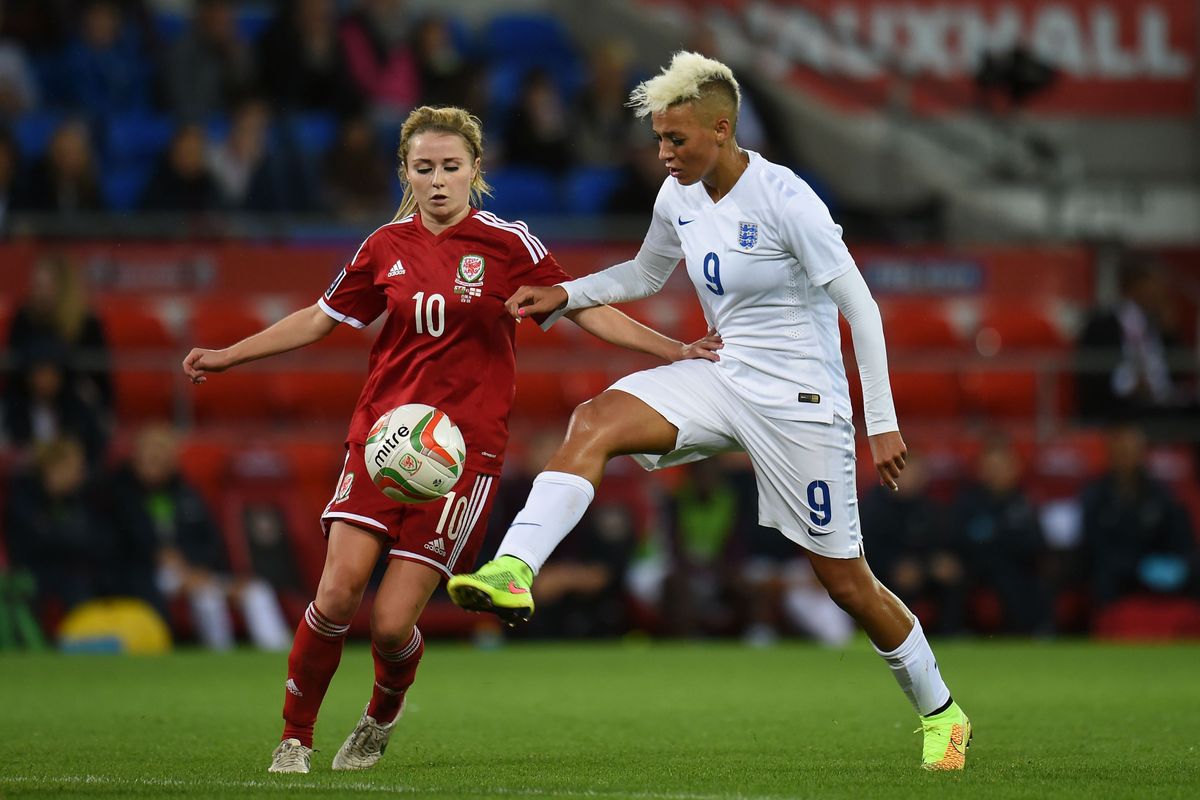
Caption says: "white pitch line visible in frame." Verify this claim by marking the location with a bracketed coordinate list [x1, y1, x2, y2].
[0, 774, 787, 800]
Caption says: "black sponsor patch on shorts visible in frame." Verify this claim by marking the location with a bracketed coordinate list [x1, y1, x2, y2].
[797, 393, 821, 404]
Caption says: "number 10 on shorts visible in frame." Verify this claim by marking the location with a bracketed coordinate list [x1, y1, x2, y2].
[806, 480, 832, 526]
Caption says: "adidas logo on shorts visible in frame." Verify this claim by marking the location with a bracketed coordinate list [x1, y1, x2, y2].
[424, 537, 447, 557]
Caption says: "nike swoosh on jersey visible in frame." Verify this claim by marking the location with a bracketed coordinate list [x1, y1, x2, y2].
[807, 528, 834, 537]
[677, 216, 694, 225]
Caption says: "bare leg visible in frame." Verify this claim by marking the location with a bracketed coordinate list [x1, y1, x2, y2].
[806, 550, 952, 717]
[494, 390, 680, 573]
[804, 551, 913, 650]
[544, 390, 681, 485]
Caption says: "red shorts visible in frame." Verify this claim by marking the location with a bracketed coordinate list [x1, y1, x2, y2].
[321, 443, 500, 579]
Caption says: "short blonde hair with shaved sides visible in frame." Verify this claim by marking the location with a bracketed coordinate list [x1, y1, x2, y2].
[627, 51, 741, 120]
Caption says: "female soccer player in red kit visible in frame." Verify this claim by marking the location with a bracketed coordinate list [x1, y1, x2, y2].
[182, 106, 722, 773]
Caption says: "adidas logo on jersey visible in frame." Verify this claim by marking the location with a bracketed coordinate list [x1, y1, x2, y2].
[388, 260, 406, 277]
[424, 537, 447, 557]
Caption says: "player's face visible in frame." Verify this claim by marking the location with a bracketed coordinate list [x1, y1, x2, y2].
[651, 104, 721, 186]
[405, 132, 480, 226]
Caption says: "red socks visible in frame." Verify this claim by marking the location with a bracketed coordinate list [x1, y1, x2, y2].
[367, 627, 424, 724]
[281, 603, 350, 748]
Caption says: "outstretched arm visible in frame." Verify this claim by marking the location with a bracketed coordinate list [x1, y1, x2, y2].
[565, 305, 722, 363]
[824, 268, 906, 490]
[506, 246, 680, 319]
[182, 303, 339, 383]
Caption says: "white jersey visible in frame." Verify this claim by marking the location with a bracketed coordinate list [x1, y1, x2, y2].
[641, 150, 855, 424]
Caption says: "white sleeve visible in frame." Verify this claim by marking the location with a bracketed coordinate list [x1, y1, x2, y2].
[558, 183, 682, 310]
[779, 183, 854, 287]
[824, 268, 899, 436]
[559, 246, 680, 311]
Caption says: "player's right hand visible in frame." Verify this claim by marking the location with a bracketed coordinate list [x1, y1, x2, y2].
[182, 348, 231, 384]
[505, 285, 568, 320]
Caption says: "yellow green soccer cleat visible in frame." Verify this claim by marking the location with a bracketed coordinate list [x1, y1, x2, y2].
[447, 556, 535, 626]
[919, 701, 972, 771]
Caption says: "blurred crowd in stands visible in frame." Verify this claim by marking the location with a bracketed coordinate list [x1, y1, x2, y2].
[0, 1, 1197, 648]
[0, 0, 777, 231]
[3, 250, 1199, 648]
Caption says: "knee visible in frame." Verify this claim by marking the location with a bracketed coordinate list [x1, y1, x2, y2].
[566, 394, 622, 447]
[371, 613, 414, 651]
[315, 579, 365, 622]
[823, 574, 879, 615]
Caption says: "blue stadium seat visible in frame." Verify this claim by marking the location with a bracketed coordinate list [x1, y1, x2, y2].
[484, 14, 575, 63]
[565, 166, 623, 215]
[286, 113, 338, 155]
[13, 112, 65, 159]
[153, 12, 188, 42]
[482, 168, 560, 218]
[104, 112, 174, 165]
[102, 164, 154, 211]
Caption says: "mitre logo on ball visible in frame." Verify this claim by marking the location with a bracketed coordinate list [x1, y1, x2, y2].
[364, 404, 466, 504]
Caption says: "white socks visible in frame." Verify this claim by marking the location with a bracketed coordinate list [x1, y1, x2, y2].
[240, 578, 292, 651]
[497, 471, 596, 574]
[873, 618, 951, 716]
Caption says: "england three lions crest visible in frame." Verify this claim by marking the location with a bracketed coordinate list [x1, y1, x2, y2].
[737, 221, 758, 250]
[455, 254, 485, 303]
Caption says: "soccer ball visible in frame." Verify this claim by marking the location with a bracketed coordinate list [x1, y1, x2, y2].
[364, 404, 466, 504]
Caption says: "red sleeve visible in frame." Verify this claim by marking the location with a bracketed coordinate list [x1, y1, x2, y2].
[504, 227, 572, 326]
[318, 236, 387, 329]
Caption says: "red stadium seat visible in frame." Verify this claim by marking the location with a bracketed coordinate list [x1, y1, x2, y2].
[190, 371, 274, 423]
[113, 369, 175, 422]
[97, 299, 174, 349]
[960, 370, 1039, 419]
[513, 371, 573, 417]
[975, 304, 1066, 353]
[889, 370, 963, 419]
[270, 371, 362, 421]
[880, 301, 964, 350]
[190, 299, 265, 349]
[176, 438, 232, 511]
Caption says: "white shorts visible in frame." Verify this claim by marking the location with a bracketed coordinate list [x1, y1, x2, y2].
[610, 360, 862, 559]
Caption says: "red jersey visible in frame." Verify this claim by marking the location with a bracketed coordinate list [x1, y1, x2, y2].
[319, 209, 570, 475]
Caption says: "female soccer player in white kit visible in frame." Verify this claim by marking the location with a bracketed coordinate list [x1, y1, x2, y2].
[449, 51, 972, 771]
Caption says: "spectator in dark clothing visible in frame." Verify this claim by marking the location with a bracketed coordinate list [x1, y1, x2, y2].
[950, 437, 1052, 635]
[163, 0, 256, 119]
[1076, 257, 1191, 424]
[1, 337, 108, 468]
[661, 458, 747, 637]
[410, 15, 478, 111]
[257, 0, 362, 115]
[106, 423, 290, 650]
[6, 252, 113, 420]
[5, 437, 113, 619]
[140, 124, 222, 213]
[606, 133, 666, 216]
[0, 128, 19, 233]
[574, 41, 636, 167]
[207, 96, 314, 213]
[502, 68, 574, 172]
[13, 119, 105, 215]
[58, 0, 151, 117]
[1081, 425, 1196, 608]
[321, 114, 391, 222]
[339, 0, 420, 121]
[862, 453, 966, 635]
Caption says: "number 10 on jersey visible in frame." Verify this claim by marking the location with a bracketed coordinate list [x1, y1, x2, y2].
[412, 292, 445, 337]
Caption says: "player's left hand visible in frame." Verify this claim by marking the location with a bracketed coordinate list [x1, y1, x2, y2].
[675, 327, 723, 362]
[868, 430, 907, 490]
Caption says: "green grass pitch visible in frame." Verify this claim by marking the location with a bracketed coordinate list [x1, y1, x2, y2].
[1, 640, 1198, 798]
